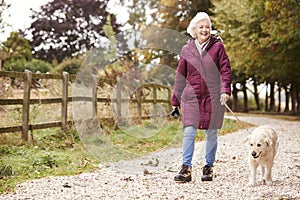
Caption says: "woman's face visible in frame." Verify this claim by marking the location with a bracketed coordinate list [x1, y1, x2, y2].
[195, 19, 211, 44]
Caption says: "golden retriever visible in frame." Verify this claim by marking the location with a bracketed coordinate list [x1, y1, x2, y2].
[247, 125, 279, 186]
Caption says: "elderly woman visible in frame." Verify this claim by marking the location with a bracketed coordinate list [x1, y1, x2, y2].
[172, 12, 232, 182]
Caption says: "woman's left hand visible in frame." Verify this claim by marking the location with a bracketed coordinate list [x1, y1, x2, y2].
[220, 93, 230, 105]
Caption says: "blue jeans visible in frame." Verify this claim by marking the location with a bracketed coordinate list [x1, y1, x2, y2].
[182, 126, 218, 168]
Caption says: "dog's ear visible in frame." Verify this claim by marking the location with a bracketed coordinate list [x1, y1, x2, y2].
[264, 137, 273, 146]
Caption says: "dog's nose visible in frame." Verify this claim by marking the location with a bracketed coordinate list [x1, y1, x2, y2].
[251, 151, 257, 157]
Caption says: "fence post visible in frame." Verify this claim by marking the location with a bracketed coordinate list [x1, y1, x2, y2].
[136, 86, 142, 122]
[153, 84, 157, 118]
[22, 70, 32, 141]
[115, 77, 121, 127]
[92, 75, 98, 117]
[168, 88, 172, 112]
[61, 72, 69, 132]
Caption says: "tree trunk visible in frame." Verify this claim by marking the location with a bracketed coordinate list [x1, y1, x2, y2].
[296, 83, 300, 114]
[277, 83, 281, 112]
[284, 85, 290, 112]
[265, 82, 269, 112]
[291, 83, 296, 114]
[269, 82, 276, 111]
[242, 80, 248, 112]
[253, 79, 261, 110]
[232, 83, 238, 112]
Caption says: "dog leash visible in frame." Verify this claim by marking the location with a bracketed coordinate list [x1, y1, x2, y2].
[224, 102, 251, 134]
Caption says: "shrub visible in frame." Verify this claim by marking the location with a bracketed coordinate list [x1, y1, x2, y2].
[0, 162, 13, 177]
[3, 58, 53, 73]
[52, 56, 84, 74]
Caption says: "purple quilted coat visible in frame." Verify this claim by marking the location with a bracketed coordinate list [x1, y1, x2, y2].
[172, 36, 232, 129]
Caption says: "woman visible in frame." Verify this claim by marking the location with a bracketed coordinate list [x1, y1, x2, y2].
[172, 12, 232, 182]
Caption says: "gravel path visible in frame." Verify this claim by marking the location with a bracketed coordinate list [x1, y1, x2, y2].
[1, 115, 300, 200]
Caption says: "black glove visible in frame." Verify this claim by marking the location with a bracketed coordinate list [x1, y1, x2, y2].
[170, 107, 180, 118]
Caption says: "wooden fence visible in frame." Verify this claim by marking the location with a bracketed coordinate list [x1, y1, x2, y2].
[0, 70, 172, 141]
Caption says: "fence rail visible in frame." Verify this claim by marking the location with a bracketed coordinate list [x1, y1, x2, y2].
[0, 70, 172, 140]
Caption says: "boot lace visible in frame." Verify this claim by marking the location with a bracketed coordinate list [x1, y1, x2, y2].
[203, 165, 212, 175]
[178, 165, 190, 174]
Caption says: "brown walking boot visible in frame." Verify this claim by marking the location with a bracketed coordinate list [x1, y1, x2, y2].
[174, 164, 192, 183]
[201, 165, 213, 181]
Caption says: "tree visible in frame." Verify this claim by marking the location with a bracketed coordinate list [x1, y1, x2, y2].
[0, 0, 9, 36]
[2, 31, 33, 71]
[52, 55, 83, 74]
[3, 58, 53, 72]
[2, 32, 53, 72]
[261, 0, 300, 113]
[28, 0, 120, 63]
[212, 0, 300, 113]
[2, 32, 32, 61]
[0, 0, 10, 70]
[144, 0, 214, 32]
[122, 0, 215, 69]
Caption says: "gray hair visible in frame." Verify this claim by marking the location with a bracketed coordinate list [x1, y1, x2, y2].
[187, 12, 212, 38]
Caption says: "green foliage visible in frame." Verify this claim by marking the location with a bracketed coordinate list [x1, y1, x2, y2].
[0, 128, 99, 193]
[212, 0, 300, 85]
[102, 15, 117, 63]
[212, 0, 300, 113]
[31, 152, 56, 169]
[109, 120, 183, 156]
[1, 31, 53, 72]
[52, 56, 84, 74]
[0, 163, 13, 177]
[261, 0, 300, 47]
[3, 58, 53, 72]
[126, 0, 214, 32]
[2, 32, 32, 61]
[109, 118, 252, 156]
[120, 0, 215, 73]
[261, 0, 300, 83]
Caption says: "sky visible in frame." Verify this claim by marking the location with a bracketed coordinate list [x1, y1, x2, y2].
[0, 0, 129, 42]
[0, 0, 50, 42]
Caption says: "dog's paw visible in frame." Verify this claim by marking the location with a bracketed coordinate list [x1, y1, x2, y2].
[247, 182, 256, 187]
[266, 180, 273, 186]
[259, 179, 266, 185]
